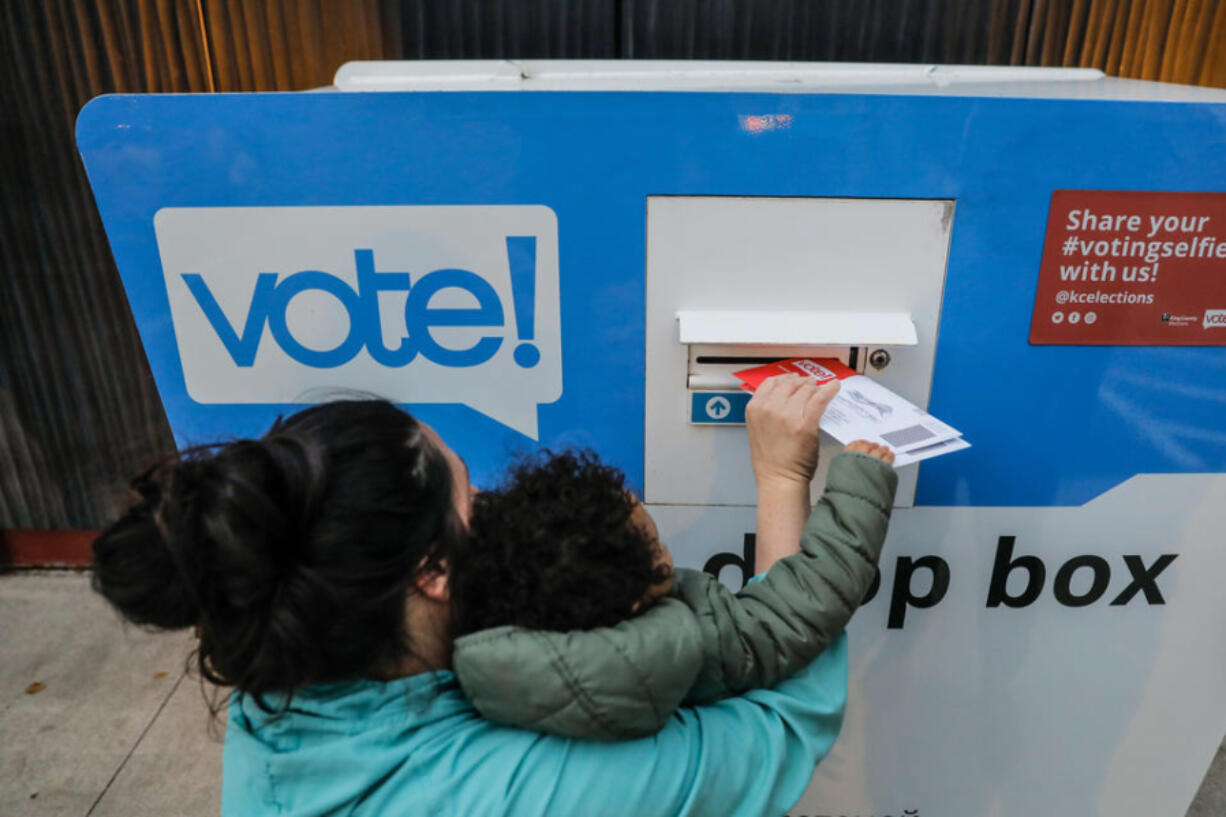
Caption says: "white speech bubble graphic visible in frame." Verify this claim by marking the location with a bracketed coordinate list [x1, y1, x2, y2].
[154, 205, 562, 439]
[1203, 309, 1226, 330]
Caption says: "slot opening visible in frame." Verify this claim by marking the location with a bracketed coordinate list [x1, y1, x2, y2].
[694, 347, 861, 368]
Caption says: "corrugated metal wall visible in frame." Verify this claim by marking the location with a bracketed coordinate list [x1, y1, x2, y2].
[2, 0, 1224, 529]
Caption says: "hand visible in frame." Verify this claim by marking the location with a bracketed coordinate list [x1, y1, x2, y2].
[845, 439, 895, 465]
[746, 374, 840, 490]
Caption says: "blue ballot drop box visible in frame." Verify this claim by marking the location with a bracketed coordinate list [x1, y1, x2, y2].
[76, 61, 1226, 816]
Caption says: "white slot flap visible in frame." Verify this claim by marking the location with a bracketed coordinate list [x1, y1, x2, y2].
[676, 310, 917, 346]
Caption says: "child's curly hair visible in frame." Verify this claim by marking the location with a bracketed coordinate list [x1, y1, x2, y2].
[451, 450, 672, 635]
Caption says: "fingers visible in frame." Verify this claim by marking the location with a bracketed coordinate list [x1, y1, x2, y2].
[802, 380, 840, 425]
[746, 374, 824, 486]
[783, 377, 819, 417]
[757, 374, 835, 410]
[846, 439, 895, 464]
[765, 373, 808, 403]
[749, 373, 810, 420]
[749, 375, 839, 438]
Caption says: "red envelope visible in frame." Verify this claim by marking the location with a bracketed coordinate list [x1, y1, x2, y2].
[733, 358, 859, 392]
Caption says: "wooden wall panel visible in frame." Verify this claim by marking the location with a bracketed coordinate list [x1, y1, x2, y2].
[1, 0, 1222, 531]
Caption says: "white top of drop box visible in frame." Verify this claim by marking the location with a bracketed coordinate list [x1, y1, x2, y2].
[332, 60, 1226, 102]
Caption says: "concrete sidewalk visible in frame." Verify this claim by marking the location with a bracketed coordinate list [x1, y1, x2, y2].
[1, 572, 221, 817]
[1, 570, 1224, 816]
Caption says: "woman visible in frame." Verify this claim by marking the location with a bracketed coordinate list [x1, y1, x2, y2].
[92, 381, 849, 817]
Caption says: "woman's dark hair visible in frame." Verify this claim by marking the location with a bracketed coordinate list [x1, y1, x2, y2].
[451, 450, 671, 635]
[91, 400, 458, 705]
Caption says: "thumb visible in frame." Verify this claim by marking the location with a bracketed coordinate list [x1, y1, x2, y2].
[804, 380, 841, 425]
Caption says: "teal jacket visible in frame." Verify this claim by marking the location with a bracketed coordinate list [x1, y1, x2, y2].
[453, 451, 897, 739]
[221, 453, 894, 815]
[222, 635, 848, 817]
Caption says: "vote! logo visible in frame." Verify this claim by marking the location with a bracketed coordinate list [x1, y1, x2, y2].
[155, 205, 561, 439]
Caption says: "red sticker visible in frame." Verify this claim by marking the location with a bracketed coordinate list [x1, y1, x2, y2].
[1030, 191, 1226, 345]
[733, 358, 858, 392]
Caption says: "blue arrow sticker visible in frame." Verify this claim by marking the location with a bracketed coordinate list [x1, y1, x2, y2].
[690, 391, 751, 425]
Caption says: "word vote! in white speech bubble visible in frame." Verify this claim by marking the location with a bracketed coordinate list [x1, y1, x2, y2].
[154, 205, 562, 439]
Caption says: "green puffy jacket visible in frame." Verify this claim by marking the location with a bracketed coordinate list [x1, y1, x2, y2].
[452, 451, 898, 739]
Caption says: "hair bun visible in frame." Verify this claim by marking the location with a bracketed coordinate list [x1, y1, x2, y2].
[91, 467, 202, 630]
[92, 399, 458, 698]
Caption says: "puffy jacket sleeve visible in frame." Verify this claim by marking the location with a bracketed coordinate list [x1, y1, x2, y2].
[677, 451, 897, 703]
[497, 633, 848, 817]
[452, 596, 706, 739]
[452, 451, 893, 740]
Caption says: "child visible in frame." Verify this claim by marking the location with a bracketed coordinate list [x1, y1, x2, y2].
[448, 440, 897, 739]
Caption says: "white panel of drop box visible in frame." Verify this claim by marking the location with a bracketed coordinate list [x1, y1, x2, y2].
[644, 196, 954, 507]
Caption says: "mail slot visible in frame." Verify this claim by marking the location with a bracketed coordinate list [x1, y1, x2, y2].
[645, 195, 953, 508]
